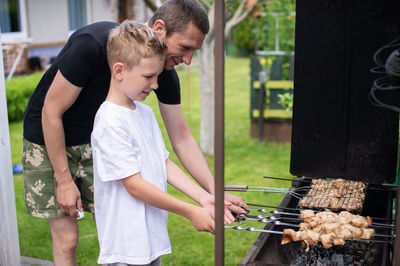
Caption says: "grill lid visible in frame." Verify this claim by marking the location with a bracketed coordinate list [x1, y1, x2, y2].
[290, 0, 400, 183]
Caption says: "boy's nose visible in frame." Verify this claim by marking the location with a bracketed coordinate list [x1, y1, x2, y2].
[152, 80, 159, 90]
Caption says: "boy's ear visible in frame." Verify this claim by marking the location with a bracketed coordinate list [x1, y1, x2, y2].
[113, 63, 124, 80]
[153, 20, 167, 41]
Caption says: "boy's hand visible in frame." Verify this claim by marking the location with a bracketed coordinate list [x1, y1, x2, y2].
[198, 193, 236, 225]
[188, 206, 215, 234]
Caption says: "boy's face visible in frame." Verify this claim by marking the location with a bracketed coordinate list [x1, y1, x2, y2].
[121, 56, 164, 101]
[157, 22, 205, 70]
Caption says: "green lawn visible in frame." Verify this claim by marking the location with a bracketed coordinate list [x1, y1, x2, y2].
[9, 56, 293, 265]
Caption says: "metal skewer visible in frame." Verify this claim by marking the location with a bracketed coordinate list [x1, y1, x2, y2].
[263, 176, 398, 192]
[225, 226, 393, 243]
[225, 226, 394, 244]
[225, 185, 308, 199]
[239, 211, 395, 230]
[224, 225, 284, 235]
[236, 213, 300, 228]
[263, 176, 305, 182]
[225, 184, 310, 193]
[246, 203, 395, 223]
[247, 208, 300, 217]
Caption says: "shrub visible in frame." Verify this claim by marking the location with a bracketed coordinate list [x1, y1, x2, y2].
[232, 18, 257, 54]
[5, 72, 43, 122]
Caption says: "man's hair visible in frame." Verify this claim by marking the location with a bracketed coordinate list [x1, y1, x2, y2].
[149, 0, 209, 36]
[107, 21, 167, 70]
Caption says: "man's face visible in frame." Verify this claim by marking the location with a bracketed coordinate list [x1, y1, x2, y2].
[163, 22, 206, 70]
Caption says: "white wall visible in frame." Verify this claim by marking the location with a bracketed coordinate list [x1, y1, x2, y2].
[134, 0, 153, 23]
[26, 0, 116, 45]
[90, 0, 115, 23]
[26, 0, 70, 44]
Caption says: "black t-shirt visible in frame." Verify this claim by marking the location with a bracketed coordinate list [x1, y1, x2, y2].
[23, 21, 181, 146]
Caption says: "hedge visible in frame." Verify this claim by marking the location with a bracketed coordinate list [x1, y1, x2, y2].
[5, 72, 44, 122]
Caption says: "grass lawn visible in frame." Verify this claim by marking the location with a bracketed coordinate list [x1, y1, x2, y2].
[9, 56, 293, 265]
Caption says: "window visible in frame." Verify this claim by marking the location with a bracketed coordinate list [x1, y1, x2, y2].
[0, 0, 20, 33]
[68, 0, 89, 31]
[0, 0, 27, 41]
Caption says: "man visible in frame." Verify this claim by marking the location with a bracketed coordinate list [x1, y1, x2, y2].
[22, 0, 246, 264]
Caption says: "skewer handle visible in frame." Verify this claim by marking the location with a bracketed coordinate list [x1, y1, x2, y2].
[225, 184, 248, 190]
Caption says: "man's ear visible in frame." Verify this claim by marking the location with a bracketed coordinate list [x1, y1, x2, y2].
[113, 63, 125, 80]
[153, 20, 167, 41]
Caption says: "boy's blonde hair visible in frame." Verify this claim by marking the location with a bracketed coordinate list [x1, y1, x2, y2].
[107, 20, 167, 70]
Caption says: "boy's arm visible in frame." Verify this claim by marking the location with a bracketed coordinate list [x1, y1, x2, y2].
[159, 102, 247, 214]
[121, 173, 215, 234]
[166, 159, 235, 224]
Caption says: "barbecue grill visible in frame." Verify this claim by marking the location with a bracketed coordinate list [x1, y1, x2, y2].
[228, 0, 400, 265]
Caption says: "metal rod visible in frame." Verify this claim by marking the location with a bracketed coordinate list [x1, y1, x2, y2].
[226, 226, 394, 244]
[374, 233, 396, 239]
[346, 238, 393, 244]
[243, 210, 394, 230]
[224, 225, 284, 235]
[246, 203, 301, 212]
[263, 176, 398, 195]
[367, 186, 397, 192]
[225, 184, 310, 192]
[247, 208, 300, 216]
[247, 203, 395, 221]
[263, 176, 304, 182]
[214, 0, 225, 265]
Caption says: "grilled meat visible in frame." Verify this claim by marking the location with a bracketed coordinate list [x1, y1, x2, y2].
[299, 178, 366, 212]
[281, 210, 374, 251]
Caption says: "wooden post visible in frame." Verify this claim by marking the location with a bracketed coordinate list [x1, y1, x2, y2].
[214, 0, 225, 265]
[0, 31, 21, 265]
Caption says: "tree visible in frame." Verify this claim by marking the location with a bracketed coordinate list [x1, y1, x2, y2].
[144, 0, 257, 155]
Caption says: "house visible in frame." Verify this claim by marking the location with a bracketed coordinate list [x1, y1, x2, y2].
[1, 0, 153, 77]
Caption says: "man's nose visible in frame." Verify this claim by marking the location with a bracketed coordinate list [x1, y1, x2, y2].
[182, 50, 195, 65]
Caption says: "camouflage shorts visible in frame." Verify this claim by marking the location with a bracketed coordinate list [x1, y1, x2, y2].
[22, 138, 94, 218]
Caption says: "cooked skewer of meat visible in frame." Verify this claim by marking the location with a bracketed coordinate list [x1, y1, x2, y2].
[281, 210, 375, 251]
[299, 178, 367, 212]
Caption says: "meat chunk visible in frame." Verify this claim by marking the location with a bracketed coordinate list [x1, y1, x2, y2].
[281, 210, 375, 250]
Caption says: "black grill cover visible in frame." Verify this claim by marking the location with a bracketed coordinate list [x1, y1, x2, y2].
[290, 0, 400, 183]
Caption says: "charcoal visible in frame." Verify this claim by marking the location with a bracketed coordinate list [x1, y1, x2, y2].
[293, 241, 378, 266]
[331, 254, 344, 266]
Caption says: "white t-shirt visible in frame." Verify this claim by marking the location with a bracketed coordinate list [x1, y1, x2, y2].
[91, 101, 171, 264]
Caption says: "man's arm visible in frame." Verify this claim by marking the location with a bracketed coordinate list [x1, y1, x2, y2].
[159, 102, 247, 214]
[166, 158, 235, 224]
[42, 70, 83, 218]
[121, 172, 215, 234]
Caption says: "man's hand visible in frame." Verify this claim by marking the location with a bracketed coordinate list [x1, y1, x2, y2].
[224, 192, 249, 214]
[56, 178, 82, 218]
[198, 193, 237, 225]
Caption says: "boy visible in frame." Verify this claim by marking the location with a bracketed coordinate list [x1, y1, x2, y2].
[91, 21, 215, 265]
